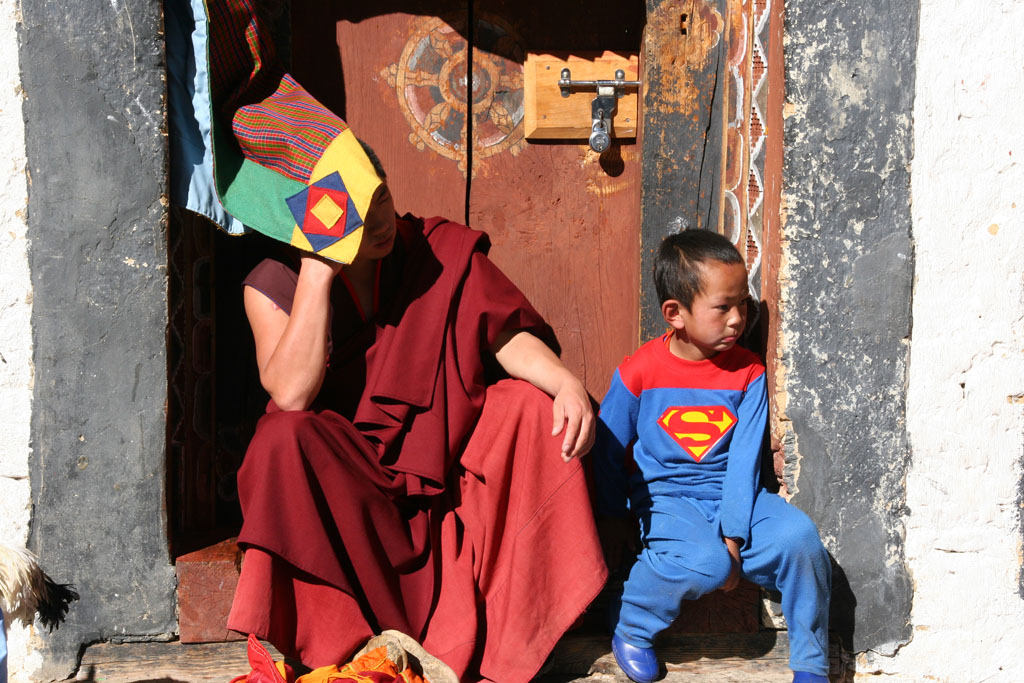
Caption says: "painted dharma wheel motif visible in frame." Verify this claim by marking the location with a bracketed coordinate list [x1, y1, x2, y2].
[382, 15, 526, 174]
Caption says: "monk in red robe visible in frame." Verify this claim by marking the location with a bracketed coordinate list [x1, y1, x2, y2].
[227, 172, 608, 682]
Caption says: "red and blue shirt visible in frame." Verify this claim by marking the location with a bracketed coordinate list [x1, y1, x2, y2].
[595, 335, 768, 544]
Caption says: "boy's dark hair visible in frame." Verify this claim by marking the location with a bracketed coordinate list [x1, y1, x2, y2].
[357, 138, 387, 181]
[654, 229, 744, 307]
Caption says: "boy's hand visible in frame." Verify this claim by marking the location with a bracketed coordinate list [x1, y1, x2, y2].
[597, 515, 639, 573]
[721, 537, 742, 592]
[551, 375, 595, 461]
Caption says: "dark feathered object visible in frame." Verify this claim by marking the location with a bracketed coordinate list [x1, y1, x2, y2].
[0, 544, 79, 633]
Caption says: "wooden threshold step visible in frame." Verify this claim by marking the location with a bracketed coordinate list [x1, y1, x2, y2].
[74, 639, 283, 682]
[72, 631, 840, 683]
[542, 631, 795, 681]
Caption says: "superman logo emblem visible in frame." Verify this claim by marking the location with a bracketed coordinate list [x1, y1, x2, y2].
[658, 406, 737, 462]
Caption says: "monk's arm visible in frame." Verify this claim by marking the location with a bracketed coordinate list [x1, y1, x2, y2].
[245, 255, 340, 411]
[491, 330, 595, 461]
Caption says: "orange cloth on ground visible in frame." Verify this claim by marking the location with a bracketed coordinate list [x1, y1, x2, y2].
[299, 645, 426, 683]
[230, 635, 428, 683]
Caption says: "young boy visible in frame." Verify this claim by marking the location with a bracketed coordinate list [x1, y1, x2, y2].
[594, 230, 832, 683]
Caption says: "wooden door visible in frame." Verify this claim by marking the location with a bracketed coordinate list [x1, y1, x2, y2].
[168, 0, 643, 561]
[171, 0, 781, 644]
[291, 0, 644, 398]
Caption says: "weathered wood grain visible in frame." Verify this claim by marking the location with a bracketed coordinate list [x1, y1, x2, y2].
[470, 0, 644, 398]
[639, 0, 729, 339]
[74, 632, 839, 682]
[293, 0, 471, 222]
[74, 640, 286, 682]
[176, 539, 244, 644]
[546, 631, 788, 675]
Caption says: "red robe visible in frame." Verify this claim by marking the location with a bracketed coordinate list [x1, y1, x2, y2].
[227, 216, 607, 682]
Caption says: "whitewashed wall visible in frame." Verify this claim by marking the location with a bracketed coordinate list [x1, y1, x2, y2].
[875, 0, 1024, 681]
[0, 0, 40, 679]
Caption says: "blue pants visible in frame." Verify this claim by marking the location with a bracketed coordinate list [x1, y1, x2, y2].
[613, 490, 831, 676]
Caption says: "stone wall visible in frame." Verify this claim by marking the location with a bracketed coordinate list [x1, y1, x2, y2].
[17, 0, 174, 679]
[782, 1, 1024, 680]
[780, 0, 917, 656]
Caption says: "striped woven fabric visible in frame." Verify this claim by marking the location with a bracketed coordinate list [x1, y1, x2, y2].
[195, 0, 381, 263]
[206, 0, 343, 184]
[233, 74, 347, 183]
[206, 0, 280, 113]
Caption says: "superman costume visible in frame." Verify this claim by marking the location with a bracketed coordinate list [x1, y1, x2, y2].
[595, 335, 831, 677]
[227, 215, 607, 683]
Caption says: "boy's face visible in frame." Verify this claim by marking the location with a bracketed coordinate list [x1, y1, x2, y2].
[667, 260, 750, 361]
[354, 182, 397, 262]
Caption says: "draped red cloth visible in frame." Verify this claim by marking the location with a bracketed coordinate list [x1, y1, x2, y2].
[227, 216, 607, 682]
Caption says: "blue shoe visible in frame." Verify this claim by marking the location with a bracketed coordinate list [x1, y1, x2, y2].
[611, 634, 659, 683]
[792, 672, 828, 683]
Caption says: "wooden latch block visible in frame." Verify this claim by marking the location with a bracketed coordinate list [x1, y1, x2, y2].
[524, 51, 640, 141]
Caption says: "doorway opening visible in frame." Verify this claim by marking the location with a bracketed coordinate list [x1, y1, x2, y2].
[166, 208, 293, 559]
[166, 0, 648, 558]
[163, 0, 782, 648]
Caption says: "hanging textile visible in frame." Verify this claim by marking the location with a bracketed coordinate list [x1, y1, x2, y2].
[167, 0, 382, 263]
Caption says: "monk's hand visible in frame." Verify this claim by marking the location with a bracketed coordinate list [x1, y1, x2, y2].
[552, 375, 595, 461]
[488, 330, 594, 459]
[721, 537, 742, 592]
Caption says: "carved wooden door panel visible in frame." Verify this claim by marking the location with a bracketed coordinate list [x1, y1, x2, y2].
[291, 0, 644, 398]
[636, 0, 785, 635]
[467, 0, 644, 395]
[639, 0, 778, 347]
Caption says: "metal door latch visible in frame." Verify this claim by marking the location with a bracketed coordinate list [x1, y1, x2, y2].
[558, 68, 641, 153]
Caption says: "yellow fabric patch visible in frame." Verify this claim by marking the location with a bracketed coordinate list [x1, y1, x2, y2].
[313, 129, 382, 227]
[290, 225, 314, 251]
[311, 194, 345, 229]
[284, 127, 380, 264]
[318, 226, 363, 263]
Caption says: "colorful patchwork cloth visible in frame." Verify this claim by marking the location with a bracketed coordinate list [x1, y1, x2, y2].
[168, 0, 382, 263]
[229, 632, 458, 683]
